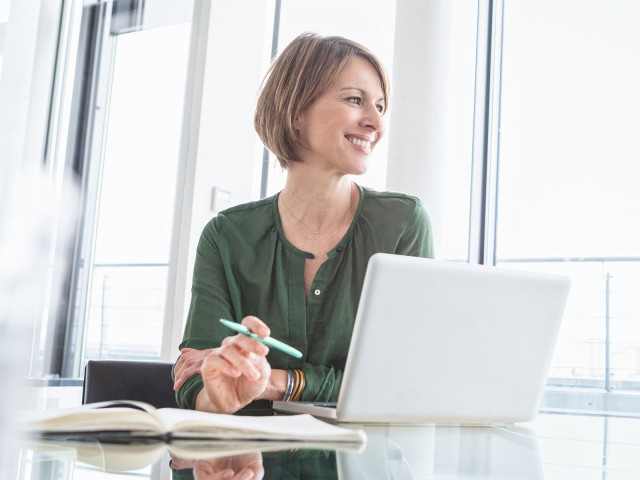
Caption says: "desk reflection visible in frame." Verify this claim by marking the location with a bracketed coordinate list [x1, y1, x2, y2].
[19, 412, 640, 479]
[170, 449, 337, 480]
[338, 423, 541, 479]
[338, 425, 435, 479]
[20, 421, 548, 479]
[433, 425, 542, 479]
[168, 423, 541, 480]
[170, 451, 265, 480]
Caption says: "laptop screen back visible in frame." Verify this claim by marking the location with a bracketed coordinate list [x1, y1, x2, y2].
[334, 254, 570, 423]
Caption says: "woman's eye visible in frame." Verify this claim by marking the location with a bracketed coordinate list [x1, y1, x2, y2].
[347, 97, 362, 105]
[376, 104, 385, 113]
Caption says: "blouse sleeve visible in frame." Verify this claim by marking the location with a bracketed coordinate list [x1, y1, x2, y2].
[395, 198, 435, 258]
[299, 364, 344, 402]
[174, 216, 235, 409]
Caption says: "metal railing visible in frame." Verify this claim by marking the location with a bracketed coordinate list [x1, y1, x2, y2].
[84, 262, 169, 362]
[498, 256, 640, 412]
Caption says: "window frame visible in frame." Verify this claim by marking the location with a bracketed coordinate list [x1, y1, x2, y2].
[478, 0, 640, 412]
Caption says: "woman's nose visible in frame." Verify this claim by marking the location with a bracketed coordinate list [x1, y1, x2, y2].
[360, 103, 384, 132]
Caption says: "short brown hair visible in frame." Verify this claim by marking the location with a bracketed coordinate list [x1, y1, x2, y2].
[254, 32, 390, 169]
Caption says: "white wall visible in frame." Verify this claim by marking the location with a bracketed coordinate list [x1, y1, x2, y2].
[387, 0, 455, 258]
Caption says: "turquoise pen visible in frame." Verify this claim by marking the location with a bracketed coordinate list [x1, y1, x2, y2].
[219, 318, 303, 359]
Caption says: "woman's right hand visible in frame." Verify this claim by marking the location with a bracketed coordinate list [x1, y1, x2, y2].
[196, 316, 272, 414]
[193, 452, 264, 480]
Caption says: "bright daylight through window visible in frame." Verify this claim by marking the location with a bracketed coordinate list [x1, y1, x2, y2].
[495, 0, 640, 397]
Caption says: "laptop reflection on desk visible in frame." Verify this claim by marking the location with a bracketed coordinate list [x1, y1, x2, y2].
[274, 253, 570, 424]
[336, 424, 543, 480]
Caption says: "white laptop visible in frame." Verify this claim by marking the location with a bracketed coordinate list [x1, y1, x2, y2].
[273, 253, 571, 424]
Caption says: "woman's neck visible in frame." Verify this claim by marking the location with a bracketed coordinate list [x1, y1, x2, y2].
[279, 176, 356, 235]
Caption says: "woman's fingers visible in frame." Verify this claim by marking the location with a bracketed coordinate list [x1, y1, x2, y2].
[220, 321, 269, 356]
[175, 317, 271, 394]
[174, 347, 212, 391]
[201, 344, 266, 380]
[229, 334, 269, 356]
[217, 344, 266, 381]
[201, 348, 239, 378]
[242, 315, 270, 339]
[200, 347, 271, 413]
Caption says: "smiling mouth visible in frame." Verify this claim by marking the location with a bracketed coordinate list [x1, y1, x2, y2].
[346, 136, 373, 150]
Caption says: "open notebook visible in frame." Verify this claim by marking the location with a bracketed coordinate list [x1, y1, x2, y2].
[274, 253, 570, 424]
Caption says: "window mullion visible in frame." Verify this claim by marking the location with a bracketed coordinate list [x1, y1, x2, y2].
[468, 0, 503, 266]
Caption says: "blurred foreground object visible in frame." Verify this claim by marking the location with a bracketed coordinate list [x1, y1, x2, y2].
[0, 167, 78, 475]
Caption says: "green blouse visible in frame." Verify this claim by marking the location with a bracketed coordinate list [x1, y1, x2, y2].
[175, 185, 434, 410]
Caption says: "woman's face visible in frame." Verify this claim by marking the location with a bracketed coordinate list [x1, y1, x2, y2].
[294, 55, 386, 176]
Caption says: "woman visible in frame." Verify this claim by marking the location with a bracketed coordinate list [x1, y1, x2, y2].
[173, 32, 434, 414]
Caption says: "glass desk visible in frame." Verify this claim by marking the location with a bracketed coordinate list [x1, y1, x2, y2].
[10, 410, 640, 480]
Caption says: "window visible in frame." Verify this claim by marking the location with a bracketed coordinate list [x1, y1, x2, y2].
[438, 1, 478, 261]
[58, 0, 194, 377]
[81, 24, 191, 363]
[493, 0, 640, 398]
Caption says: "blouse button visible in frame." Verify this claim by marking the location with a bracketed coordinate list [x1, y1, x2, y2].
[337, 247, 344, 252]
[314, 289, 321, 296]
